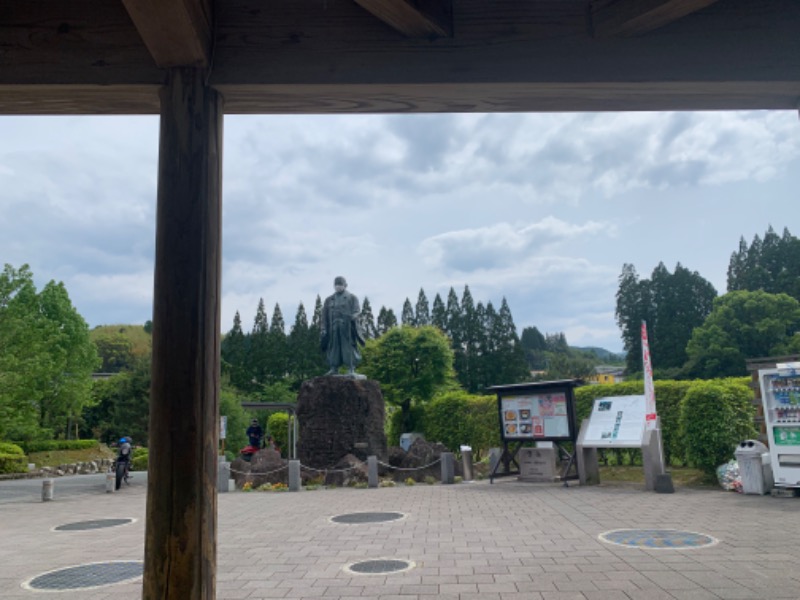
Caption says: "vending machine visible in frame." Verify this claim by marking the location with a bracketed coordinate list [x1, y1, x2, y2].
[759, 363, 800, 488]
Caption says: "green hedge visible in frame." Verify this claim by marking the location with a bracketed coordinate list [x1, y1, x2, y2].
[0, 442, 26, 474]
[680, 380, 756, 475]
[414, 378, 756, 469]
[14, 439, 100, 454]
[423, 391, 499, 460]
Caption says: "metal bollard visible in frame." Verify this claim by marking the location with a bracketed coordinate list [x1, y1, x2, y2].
[368, 456, 378, 488]
[288, 460, 300, 491]
[441, 452, 455, 484]
[217, 461, 231, 493]
[42, 479, 54, 502]
[461, 449, 474, 481]
[106, 472, 115, 493]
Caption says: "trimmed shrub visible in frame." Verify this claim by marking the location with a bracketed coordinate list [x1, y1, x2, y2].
[267, 412, 290, 456]
[0, 442, 26, 474]
[423, 391, 500, 460]
[680, 379, 756, 475]
[386, 403, 426, 447]
[14, 439, 99, 454]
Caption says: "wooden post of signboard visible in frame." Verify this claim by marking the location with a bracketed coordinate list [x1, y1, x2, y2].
[143, 67, 222, 600]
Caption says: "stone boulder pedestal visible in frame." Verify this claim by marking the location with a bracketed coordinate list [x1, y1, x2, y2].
[296, 376, 387, 470]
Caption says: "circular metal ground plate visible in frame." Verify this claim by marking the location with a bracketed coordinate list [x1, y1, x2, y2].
[345, 559, 414, 575]
[599, 529, 718, 549]
[54, 518, 134, 531]
[331, 511, 405, 524]
[23, 561, 143, 590]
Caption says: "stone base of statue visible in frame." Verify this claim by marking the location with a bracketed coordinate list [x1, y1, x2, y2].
[296, 375, 387, 469]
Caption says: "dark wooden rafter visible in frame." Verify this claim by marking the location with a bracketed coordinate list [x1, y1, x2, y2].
[122, 0, 212, 67]
[591, 0, 720, 37]
[1, 0, 800, 114]
[352, 0, 452, 38]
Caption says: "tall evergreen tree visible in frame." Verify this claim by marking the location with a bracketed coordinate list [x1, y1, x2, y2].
[361, 297, 378, 339]
[288, 302, 323, 385]
[415, 288, 430, 326]
[248, 298, 270, 386]
[493, 298, 530, 384]
[616, 264, 648, 374]
[311, 295, 323, 331]
[431, 293, 447, 333]
[221, 311, 249, 389]
[520, 326, 547, 370]
[401, 298, 415, 326]
[727, 226, 800, 301]
[376, 307, 398, 335]
[265, 303, 287, 382]
[457, 285, 482, 392]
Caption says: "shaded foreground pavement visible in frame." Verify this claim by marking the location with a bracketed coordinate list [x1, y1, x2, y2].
[0, 476, 799, 600]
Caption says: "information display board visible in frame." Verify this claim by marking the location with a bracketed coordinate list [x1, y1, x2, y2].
[492, 380, 578, 443]
[501, 393, 570, 439]
[582, 395, 647, 447]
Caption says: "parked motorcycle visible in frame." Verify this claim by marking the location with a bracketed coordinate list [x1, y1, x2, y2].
[114, 437, 133, 490]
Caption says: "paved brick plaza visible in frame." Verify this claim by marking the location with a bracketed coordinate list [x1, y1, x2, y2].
[1, 478, 798, 600]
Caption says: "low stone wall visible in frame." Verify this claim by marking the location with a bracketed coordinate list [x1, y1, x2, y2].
[0, 458, 115, 480]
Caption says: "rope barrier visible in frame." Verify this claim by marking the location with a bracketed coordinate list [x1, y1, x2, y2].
[229, 464, 288, 477]
[229, 457, 443, 478]
[377, 458, 441, 471]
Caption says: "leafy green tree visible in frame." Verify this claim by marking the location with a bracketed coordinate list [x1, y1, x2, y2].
[36, 280, 100, 437]
[361, 326, 456, 434]
[219, 385, 250, 457]
[0, 265, 51, 439]
[93, 332, 135, 373]
[0, 267, 98, 440]
[685, 290, 800, 377]
[360, 297, 378, 339]
[415, 289, 430, 326]
[84, 357, 150, 445]
[376, 306, 398, 335]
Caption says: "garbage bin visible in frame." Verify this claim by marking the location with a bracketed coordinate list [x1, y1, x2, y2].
[734, 440, 774, 495]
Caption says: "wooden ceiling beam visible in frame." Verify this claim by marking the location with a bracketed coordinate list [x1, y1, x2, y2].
[591, 0, 720, 37]
[122, 0, 212, 67]
[352, 0, 452, 38]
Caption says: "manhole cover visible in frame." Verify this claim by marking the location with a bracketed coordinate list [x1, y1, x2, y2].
[55, 518, 134, 531]
[599, 529, 718, 549]
[331, 511, 405, 524]
[345, 559, 414, 575]
[23, 561, 143, 590]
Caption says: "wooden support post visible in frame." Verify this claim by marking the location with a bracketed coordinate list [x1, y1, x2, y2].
[143, 67, 223, 600]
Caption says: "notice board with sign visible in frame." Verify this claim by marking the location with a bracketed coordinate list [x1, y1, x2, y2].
[494, 381, 578, 443]
[582, 395, 647, 448]
[488, 380, 580, 483]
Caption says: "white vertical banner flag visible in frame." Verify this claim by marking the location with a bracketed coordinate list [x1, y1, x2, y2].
[641, 321, 657, 430]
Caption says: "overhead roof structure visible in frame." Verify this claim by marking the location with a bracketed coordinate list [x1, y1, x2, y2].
[2, 0, 800, 115]
[2, 1, 799, 599]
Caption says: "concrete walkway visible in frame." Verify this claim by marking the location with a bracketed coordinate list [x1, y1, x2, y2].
[0, 477, 798, 599]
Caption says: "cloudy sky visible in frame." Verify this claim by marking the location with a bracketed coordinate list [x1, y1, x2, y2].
[1, 111, 798, 353]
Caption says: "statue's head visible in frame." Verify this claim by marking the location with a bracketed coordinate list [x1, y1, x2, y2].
[334, 276, 347, 293]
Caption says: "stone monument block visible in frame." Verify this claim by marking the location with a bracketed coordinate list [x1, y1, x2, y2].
[296, 376, 387, 469]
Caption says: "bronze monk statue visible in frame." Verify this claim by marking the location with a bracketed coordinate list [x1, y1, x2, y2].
[321, 276, 366, 375]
